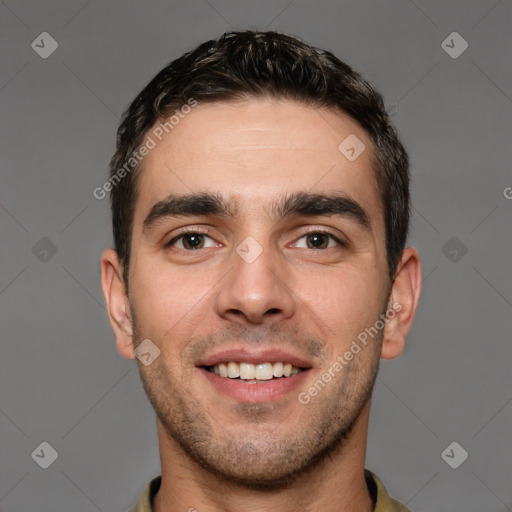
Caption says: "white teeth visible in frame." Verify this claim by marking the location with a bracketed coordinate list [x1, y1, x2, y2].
[255, 363, 273, 380]
[239, 363, 255, 380]
[227, 361, 240, 378]
[218, 363, 228, 378]
[210, 361, 304, 380]
[273, 362, 284, 377]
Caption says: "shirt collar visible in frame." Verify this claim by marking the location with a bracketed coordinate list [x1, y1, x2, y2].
[365, 469, 411, 512]
[131, 469, 410, 512]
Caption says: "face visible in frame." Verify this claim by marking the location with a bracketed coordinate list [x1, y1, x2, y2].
[122, 98, 394, 486]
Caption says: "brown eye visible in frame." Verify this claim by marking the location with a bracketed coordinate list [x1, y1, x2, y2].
[305, 233, 330, 249]
[292, 231, 344, 250]
[166, 232, 216, 250]
[181, 233, 205, 249]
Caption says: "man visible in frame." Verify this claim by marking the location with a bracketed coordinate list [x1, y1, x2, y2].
[100, 30, 421, 512]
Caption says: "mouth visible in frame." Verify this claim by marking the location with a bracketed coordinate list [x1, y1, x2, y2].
[203, 361, 305, 382]
[196, 348, 313, 402]
[198, 361, 311, 403]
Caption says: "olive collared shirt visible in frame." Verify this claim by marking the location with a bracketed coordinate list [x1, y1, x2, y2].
[129, 469, 411, 512]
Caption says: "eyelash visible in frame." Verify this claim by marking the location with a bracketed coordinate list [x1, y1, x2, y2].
[164, 227, 215, 249]
[164, 228, 347, 251]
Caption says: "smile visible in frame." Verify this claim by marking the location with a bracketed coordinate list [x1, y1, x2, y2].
[199, 364, 311, 403]
[205, 361, 304, 381]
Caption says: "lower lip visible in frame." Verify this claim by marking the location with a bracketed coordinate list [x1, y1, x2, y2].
[198, 367, 311, 403]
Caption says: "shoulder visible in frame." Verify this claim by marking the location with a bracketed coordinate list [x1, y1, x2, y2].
[365, 468, 412, 512]
[128, 475, 162, 512]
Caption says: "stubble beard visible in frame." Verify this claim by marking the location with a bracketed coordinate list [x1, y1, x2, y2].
[131, 313, 383, 490]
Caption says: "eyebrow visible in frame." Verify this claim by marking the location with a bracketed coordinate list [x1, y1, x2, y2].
[142, 191, 372, 234]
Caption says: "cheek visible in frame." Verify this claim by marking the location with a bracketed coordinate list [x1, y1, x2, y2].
[295, 267, 384, 340]
[131, 261, 211, 340]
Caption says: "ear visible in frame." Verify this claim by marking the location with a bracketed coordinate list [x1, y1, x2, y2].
[381, 247, 422, 360]
[100, 248, 135, 360]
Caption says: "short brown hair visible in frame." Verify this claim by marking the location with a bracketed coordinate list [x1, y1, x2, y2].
[109, 30, 410, 291]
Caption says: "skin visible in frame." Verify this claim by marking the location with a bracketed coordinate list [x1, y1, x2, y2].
[101, 98, 421, 512]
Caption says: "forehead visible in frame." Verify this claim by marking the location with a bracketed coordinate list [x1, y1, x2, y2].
[133, 98, 382, 228]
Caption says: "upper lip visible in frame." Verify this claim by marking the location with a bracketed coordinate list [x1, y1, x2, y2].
[196, 348, 313, 369]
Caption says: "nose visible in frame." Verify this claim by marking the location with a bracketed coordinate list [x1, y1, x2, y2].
[215, 239, 296, 325]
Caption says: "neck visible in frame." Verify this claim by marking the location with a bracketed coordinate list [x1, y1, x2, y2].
[153, 402, 374, 512]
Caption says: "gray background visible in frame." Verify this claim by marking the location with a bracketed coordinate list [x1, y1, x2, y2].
[1, 1, 511, 511]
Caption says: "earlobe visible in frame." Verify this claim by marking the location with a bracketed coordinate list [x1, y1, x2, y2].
[100, 248, 135, 360]
[381, 247, 422, 360]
